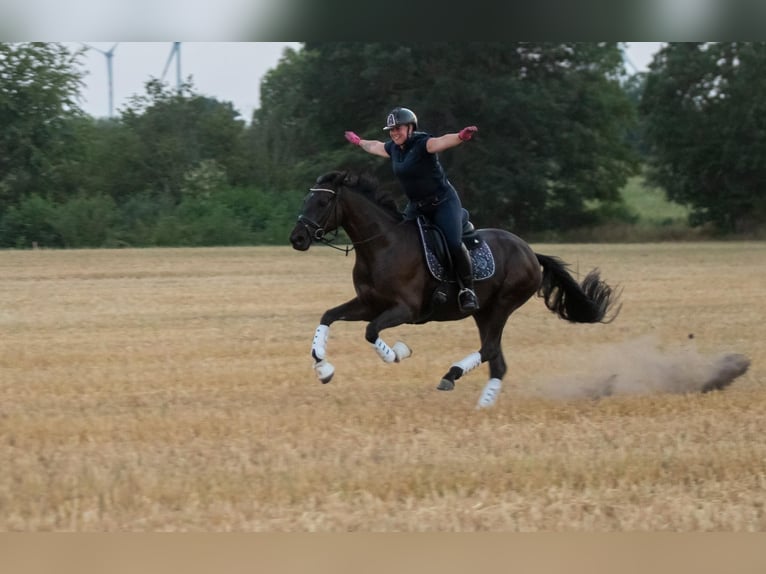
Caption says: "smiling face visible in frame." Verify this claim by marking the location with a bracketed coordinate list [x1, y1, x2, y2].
[388, 123, 411, 146]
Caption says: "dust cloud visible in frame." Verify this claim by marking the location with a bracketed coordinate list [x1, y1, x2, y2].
[527, 336, 750, 400]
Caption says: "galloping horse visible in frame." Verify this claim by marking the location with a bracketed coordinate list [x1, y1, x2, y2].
[289, 170, 621, 408]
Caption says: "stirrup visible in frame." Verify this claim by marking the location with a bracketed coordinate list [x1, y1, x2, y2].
[458, 288, 479, 311]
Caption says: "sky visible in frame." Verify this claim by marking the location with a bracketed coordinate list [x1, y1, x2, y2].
[72, 42, 663, 121]
[71, 42, 301, 121]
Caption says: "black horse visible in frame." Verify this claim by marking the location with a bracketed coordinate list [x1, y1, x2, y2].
[289, 171, 621, 407]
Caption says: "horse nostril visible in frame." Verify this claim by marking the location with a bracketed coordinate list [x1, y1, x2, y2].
[290, 227, 311, 250]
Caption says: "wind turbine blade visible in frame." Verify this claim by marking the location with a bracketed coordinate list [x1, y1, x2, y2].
[81, 42, 106, 56]
[161, 43, 177, 81]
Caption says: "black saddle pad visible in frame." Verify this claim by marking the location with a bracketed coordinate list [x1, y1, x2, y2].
[416, 218, 495, 283]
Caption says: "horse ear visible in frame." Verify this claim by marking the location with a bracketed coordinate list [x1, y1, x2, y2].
[343, 172, 358, 187]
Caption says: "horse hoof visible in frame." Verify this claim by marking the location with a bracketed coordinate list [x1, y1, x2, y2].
[392, 341, 412, 362]
[314, 359, 335, 384]
[437, 379, 455, 391]
[319, 374, 334, 385]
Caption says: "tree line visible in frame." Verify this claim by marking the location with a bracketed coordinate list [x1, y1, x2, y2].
[1, 42, 764, 248]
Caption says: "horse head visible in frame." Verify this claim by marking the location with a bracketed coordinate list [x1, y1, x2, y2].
[289, 171, 347, 251]
[289, 171, 392, 251]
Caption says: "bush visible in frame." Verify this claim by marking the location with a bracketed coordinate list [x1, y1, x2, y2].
[50, 194, 122, 247]
[0, 194, 62, 248]
[175, 197, 253, 245]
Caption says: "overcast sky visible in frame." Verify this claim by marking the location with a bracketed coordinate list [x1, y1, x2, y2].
[71, 42, 300, 120]
[72, 42, 663, 121]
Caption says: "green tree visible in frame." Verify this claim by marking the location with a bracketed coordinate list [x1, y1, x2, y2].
[0, 42, 85, 209]
[49, 193, 121, 247]
[253, 43, 639, 234]
[65, 116, 146, 203]
[621, 71, 650, 159]
[120, 78, 247, 203]
[0, 194, 61, 247]
[248, 45, 328, 189]
[640, 42, 766, 232]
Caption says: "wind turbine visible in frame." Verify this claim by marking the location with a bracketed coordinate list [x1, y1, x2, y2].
[82, 42, 119, 118]
[161, 42, 182, 93]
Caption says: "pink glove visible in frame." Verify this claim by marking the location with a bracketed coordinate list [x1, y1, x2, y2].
[458, 126, 478, 141]
[344, 131, 361, 146]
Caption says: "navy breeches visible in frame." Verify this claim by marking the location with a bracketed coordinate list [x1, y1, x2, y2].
[404, 188, 464, 257]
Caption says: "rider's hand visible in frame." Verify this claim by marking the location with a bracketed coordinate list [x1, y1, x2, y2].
[344, 131, 361, 146]
[458, 126, 478, 142]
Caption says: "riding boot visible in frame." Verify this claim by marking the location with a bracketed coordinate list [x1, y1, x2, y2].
[453, 244, 479, 311]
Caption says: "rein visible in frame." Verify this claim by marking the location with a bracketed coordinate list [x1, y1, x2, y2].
[298, 186, 402, 256]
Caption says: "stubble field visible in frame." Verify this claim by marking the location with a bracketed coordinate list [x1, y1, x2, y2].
[1, 243, 764, 531]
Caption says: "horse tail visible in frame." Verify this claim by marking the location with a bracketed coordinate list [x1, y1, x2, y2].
[535, 253, 622, 324]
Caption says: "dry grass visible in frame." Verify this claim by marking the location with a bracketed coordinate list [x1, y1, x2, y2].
[1, 243, 764, 531]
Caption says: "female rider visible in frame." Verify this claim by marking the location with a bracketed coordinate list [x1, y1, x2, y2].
[344, 106, 480, 311]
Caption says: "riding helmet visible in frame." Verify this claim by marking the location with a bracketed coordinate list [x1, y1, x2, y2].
[383, 107, 418, 131]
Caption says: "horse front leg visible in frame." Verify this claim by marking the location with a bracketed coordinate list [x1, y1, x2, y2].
[311, 297, 374, 384]
[364, 304, 415, 365]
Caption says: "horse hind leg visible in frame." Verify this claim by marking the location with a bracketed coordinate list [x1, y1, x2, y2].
[476, 378, 503, 408]
[476, 310, 513, 409]
[436, 349, 504, 401]
[436, 311, 509, 409]
[437, 351, 482, 391]
[436, 305, 508, 392]
[475, 315, 510, 408]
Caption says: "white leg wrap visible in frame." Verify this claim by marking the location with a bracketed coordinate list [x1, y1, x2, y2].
[452, 351, 482, 375]
[312, 324, 330, 360]
[477, 378, 502, 409]
[372, 337, 396, 363]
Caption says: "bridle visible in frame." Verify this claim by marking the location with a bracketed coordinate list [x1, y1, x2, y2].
[295, 186, 352, 253]
[295, 185, 403, 255]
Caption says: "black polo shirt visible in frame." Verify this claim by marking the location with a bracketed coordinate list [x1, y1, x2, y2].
[384, 132, 454, 202]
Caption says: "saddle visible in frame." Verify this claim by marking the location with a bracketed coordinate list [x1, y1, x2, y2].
[416, 211, 495, 283]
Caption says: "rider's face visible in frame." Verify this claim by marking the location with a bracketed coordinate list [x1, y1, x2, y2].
[388, 124, 410, 146]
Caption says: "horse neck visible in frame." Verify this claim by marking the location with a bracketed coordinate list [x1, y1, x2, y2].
[339, 191, 400, 247]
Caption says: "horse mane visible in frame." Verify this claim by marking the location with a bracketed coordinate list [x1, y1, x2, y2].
[316, 171, 403, 220]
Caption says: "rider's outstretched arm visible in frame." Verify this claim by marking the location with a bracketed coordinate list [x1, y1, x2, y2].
[345, 131, 389, 158]
[426, 126, 478, 153]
